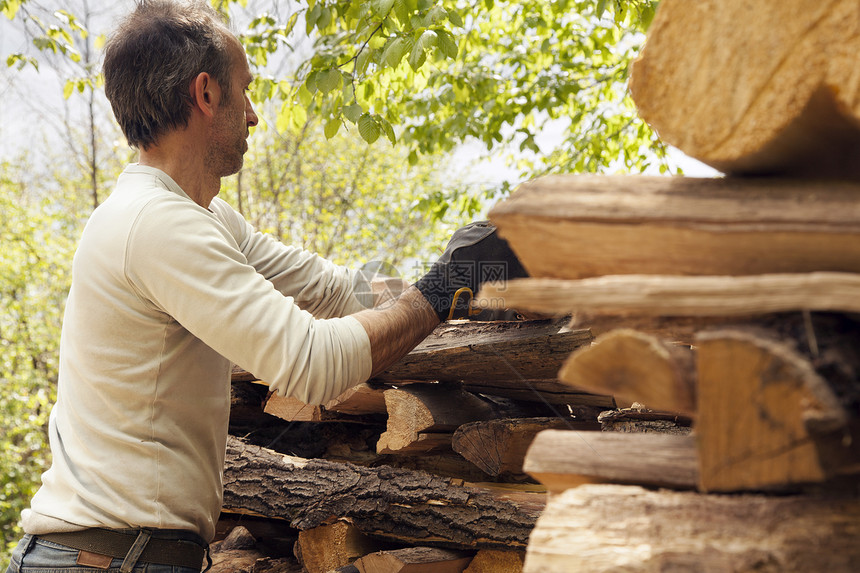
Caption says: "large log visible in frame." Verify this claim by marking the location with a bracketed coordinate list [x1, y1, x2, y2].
[523, 431, 698, 492]
[523, 484, 860, 573]
[222, 437, 545, 550]
[696, 328, 860, 492]
[486, 175, 860, 280]
[295, 521, 383, 573]
[629, 0, 860, 178]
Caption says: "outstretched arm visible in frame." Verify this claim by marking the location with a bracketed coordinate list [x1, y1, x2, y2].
[352, 286, 440, 378]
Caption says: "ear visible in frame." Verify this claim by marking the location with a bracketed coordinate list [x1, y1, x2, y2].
[190, 72, 220, 118]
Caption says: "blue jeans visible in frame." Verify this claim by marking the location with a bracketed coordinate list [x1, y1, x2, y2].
[5, 535, 202, 573]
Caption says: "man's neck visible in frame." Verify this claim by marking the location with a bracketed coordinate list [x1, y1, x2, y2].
[138, 135, 220, 208]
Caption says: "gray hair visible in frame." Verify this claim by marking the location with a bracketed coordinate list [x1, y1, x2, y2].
[103, 0, 234, 150]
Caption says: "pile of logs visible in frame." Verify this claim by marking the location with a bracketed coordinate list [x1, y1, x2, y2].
[472, 0, 860, 570]
[217, 319, 618, 573]
[212, 1, 860, 571]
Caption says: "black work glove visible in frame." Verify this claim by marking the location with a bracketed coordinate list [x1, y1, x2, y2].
[414, 221, 529, 321]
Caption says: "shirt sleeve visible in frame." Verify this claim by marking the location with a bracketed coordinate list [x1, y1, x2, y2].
[208, 198, 368, 318]
[123, 197, 372, 404]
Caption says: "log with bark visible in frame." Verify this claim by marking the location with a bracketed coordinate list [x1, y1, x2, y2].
[451, 417, 600, 478]
[524, 484, 860, 573]
[377, 384, 563, 455]
[485, 175, 860, 280]
[629, 0, 860, 178]
[222, 437, 545, 550]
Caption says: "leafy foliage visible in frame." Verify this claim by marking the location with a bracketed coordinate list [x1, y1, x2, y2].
[0, 160, 77, 565]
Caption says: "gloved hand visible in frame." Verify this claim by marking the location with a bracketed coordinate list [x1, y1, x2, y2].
[414, 221, 529, 321]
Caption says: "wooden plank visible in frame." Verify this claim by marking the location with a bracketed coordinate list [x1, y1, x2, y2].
[523, 484, 860, 573]
[354, 547, 474, 573]
[629, 0, 860, 178]
[222, 437, 545, 550]
[523, 430, 698, 492]
[479, 273, 860, 317]
[488, 175, 860, 280]
[558, 329, 696, 415]
[451, 418, 600, 477]
[696, 329, 860, 492]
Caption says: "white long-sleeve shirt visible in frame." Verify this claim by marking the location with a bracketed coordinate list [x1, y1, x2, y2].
[22, 164, 372, 542]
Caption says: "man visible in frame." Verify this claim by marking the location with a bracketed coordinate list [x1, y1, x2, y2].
[5, 1, 525, 572]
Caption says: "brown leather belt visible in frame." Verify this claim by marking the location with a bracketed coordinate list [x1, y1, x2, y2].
[38, 528, 206, 570]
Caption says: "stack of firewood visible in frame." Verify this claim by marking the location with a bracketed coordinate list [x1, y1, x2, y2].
[474, 1, 860, 571]
[217, 318, 621, 573]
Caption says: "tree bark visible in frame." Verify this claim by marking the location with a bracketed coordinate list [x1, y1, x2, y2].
[222, 437, 544, 550]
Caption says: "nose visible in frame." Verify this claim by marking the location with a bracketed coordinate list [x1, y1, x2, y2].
[245, 94, 258, 128]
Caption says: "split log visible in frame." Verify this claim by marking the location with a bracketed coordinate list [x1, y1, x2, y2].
[479, 273, 860, 318]
[264, 393, 326, 422]
[295, 521, 383, 573]
[457, 379, 614, 409]
[325, 383, 388, 415]
[451, 417, 600, 478]
[558, 329, 696, 415]
[629, 0, 860, 178]
[523, 484, 860, 573]
[376, 384, 558, 454]
[486, 175, 860, 279]
[222, 436, 544, 550]
[354, 547, 473, 573]
[378, 319, 593, 384]
[696, 329, 860, 492]
[463, 550, 523, 573]
[523, 430, 698, 492]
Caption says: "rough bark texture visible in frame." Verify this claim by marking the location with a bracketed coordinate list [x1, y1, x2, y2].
[377, 319, 593, 384]
[486, 175, 860, 280]
[629, 0, 860, 178]
[523, 484, 860, 573]
[222, 437, 544, 550]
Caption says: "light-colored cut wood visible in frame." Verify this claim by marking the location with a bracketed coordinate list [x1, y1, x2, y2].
[487, 175, 860, 280]
[695, 329, 855, 492]
[479, 273, 860, 317]
[324, 383, 388, 415]
[451, 417, 599, 477]
[463, 550, 523, 573]
[523, 430, 698, 492]
[523, 484, 860, 573]
[559, 329, 695, 415]
[376, 384, 497, 454]
[264, 393, 324, 422]
[354, 547, 473, 573]
[629, 0, 860, 178]
[296, 521, 380, 573]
